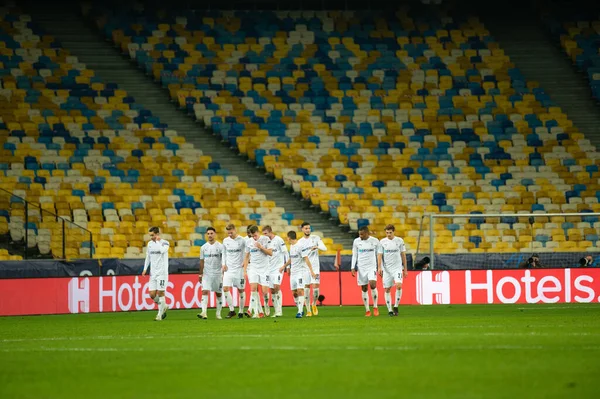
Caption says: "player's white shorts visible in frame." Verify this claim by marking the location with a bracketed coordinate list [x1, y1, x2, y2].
[309, 270, 320, 285]
[223, 269, 245, 290]
[202, 274, 223, 293]
[149, 274, 168, 291]
[266, 271, 283, 288]
[357, 268, 377, 286]
[247, 269, 263, 285]
[291, 271, 310, 291]
[383, 269, 403, 289]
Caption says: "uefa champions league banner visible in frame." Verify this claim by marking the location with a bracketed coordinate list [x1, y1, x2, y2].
[0, 268, 599, 316]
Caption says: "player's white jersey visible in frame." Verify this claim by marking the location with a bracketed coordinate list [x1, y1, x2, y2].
[289, 243, 307, 275]
[267, 235, 289, 273]
[245, 235, 271, 272]
[223, 235, 246, 271]
[351, 236, 379, 271]
[200, 241, 225, 275]
[298, 235, 327, 270]
[144, 239, 170, 276]
[378, 237, 406, 272]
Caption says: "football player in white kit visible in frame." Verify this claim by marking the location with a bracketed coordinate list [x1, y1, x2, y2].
[281, 231, 316, 318]
[142, 226, 170, 321]
[297, 222, 327, 316]
[244, 226, 264, 317]
[351, 225, 380, 317]
[243, 225, 272, 318]
[197, 227, 227, 320]
[222, 224, 247, 319]
[377, 224, 408, 316]
[262, 225, 289, 317]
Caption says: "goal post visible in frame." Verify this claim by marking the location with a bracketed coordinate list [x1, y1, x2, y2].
[416, 212, 600, 270]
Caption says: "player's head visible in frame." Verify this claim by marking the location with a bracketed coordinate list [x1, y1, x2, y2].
[246, 226, 252, 238]
[301, 222, 311, 237]
[358, 225, 370, 240]
[262, 225, 274, 239]
[287, 230, 297, 243]
[226, 223, 237, 239]
[385, 224, 395, 240]
[248, 225, 259, 240]
[148, 226, 160, 241]
[206, 227, 216, 243]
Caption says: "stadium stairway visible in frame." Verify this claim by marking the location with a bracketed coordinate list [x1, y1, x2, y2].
[27, 6, 355, 248]
[483, 12, 600, 149]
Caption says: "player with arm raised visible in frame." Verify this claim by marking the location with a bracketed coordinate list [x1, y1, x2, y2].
[263, 225, 289, 317]
[281, 230, 316, 318]
[142, 226, 170, 321]
[351, 225, 380, 317]
[377, 224, 408, 316]
[297, 222, 327, 316]
[197, 227, 226, 320]
[242, 225, 273, 318]
[222, 224, 247, 319]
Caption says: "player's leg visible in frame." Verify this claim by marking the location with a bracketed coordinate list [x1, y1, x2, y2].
[235, 273, 247, 318]
[215, 277, 223, 319]
[394, 280, 403, 316]
[248, 270, 260, 318]
[304, 284, 312, 316]
[222, 273, 236, 318]
[152, 275, 168, 321]
[311, 272, 320, 315]
[199, 289, 209, 319]
[383, 271, 394, 316]
[275, 272, 283, 316]
[271, 284, 281, 317]
[262, 275, 271, 317]
[357, 269, 370, 315]
[369, 271, 379, 316]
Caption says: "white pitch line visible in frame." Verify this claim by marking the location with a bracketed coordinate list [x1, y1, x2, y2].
[517, 306, 600, 310]
[2, 330, 600, 344]
[1, 345, 600, 353]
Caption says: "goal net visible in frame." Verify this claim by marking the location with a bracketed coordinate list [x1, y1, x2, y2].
[415, 212, 600, 270]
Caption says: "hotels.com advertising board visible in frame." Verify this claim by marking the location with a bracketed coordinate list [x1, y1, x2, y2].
[0, 268, 599, 316]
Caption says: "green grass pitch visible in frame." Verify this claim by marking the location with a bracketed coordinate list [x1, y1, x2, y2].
[0, 304, 599, 399]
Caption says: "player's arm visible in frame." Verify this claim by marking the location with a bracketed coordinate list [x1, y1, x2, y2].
[316, 237, 327, 252]
[198, 247, 205, 282]
[351, 240, 358, 277]
[401, 251, 408, 277]
[304, 255, 316, 279]
[220, 244, 227, 272]
[142, 243, 150, 276]
[159, 240, 169, 254]
[243, 252, 250, 276]
[281, 255, 291, 273]
[256, 241, 273, 256]
[377, 253, 383, 277]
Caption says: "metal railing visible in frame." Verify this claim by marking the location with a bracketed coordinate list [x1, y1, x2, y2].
[0, 188, 93, 260]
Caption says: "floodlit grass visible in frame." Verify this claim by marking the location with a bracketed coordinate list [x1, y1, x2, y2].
[0, 304, 599, 399]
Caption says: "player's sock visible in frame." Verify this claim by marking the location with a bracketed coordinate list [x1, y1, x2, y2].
[257, 293, 264, 314]
[239, 291, 246, 314]
[201, 294, 208, 314]
[157, 296, 166, 318]
[293, 294, 298, 308]
[305, 287, 311, 308]
[277, 291, 283, 314]
[385, 291, 392, 312]
[313, 288, 319, 307]
[224, 291, 234, 311]
[250, 291, 258, 314]
[272, 292, 279, 315]
[216, 295, 223, 317]
[362, 291, 369, 311]
[152, 296, 160, 305]
[395, 288, 403, 307]
[371, 287, 379, 308]
[297, 295, 305, 314]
